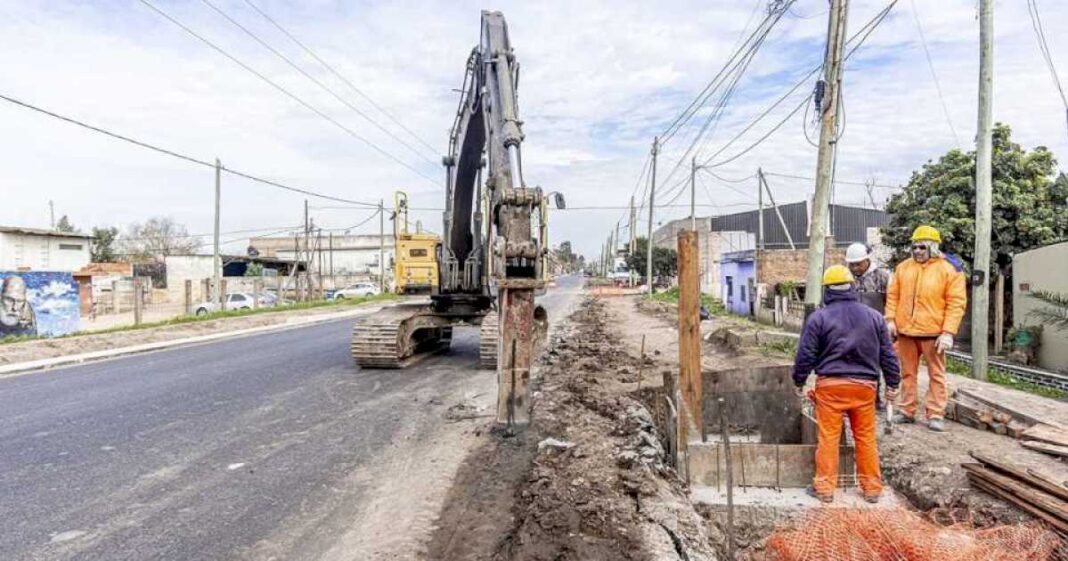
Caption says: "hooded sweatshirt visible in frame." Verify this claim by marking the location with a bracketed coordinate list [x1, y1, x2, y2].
[792, 286, 901, 387]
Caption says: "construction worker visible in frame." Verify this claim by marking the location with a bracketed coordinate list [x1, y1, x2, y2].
[793, 265, 901, 504]
[845, 242, 892, 410]
[885, 225, 967, 432]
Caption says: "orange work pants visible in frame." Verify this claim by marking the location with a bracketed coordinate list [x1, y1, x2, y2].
[895, 335, 947, 420]
[813, 379, 881, 497]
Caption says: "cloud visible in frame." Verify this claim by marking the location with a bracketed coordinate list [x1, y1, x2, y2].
[0, 0, 1066, 259]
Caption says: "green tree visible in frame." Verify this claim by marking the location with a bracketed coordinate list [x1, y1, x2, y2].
[56, 215, 77, 233]
[624, 237, 677, 279]
[91, 226, 120, 262]
[882, 124, 1068, 271]
[244, 262, 265, 277]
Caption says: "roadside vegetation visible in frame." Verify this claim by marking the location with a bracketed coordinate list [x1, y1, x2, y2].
[0, 292, 398, 346]
[945, 356, 1068, 400]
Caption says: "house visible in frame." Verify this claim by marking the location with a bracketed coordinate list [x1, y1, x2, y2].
[1013, 241, 1068, 373]
[720, 250, 756, 316]
[248, 234, 395, 276]
[0, 226, 93, 272]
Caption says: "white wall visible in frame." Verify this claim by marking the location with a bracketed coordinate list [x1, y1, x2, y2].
[0, 231, 91, 271]
[1014, 242, 1068, 372]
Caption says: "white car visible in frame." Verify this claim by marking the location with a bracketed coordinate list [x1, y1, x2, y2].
[193, 293, 270, 315]
[332, 282, 380, 299]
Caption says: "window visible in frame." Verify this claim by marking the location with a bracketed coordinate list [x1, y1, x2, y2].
[229, 294, 246, 302]
[59, 243, 83, 251]
[726, 276, 734, 297]
[409, 248, 428, 257]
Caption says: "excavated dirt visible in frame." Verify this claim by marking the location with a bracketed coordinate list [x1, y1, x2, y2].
[426, 297, 717, 561]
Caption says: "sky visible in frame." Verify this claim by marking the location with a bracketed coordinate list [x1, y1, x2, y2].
[1, 0, 1066, 259]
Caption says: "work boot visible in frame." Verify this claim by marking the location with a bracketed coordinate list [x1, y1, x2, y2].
[927, 418, 946, 432]
[891, 412, 915, 424]
[806, 485, 833, 504]
[862, 493, 881, 504]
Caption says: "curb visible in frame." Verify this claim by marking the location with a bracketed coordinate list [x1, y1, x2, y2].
[0, 305, 388, 379]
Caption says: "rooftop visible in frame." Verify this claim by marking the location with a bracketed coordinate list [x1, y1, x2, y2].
[0, 226, 93, 240]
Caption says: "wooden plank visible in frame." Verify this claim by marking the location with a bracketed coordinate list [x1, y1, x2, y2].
[678, 231, 702, 435]
[968, 475, 1068, 535]
[1021, 440, 1068, 458]
[1027, 468, 1068, 492]
[962, 463, 1068, 523]
[1022, 424, 1068, 448]
[970, 451, 1068, 502]
[957, 387, 1049, 428]
[703, 365, 795, 394]
[689, 443, 855, 488]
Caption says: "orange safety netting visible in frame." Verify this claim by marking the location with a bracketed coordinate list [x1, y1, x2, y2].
[763, 508, 1064, 561]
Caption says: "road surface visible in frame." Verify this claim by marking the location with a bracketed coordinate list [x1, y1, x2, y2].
[0, 276, 582, 561]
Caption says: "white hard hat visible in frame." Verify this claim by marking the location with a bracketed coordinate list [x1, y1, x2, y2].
[845, 243, 871, 264]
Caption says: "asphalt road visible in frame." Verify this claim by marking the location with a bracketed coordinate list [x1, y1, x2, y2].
[0, 276, 582, 561]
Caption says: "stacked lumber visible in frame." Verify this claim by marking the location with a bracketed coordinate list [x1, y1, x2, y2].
[964, 451, 1068, 534]
[945, 388, 1033, 437]
[1021, 424, 1068, 459]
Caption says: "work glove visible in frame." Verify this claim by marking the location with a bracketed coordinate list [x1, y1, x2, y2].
[935, 333, 954, 353]
[886, 320, 897, 338]
[885, 386, 900, 401]
[794, 385, 806, 398]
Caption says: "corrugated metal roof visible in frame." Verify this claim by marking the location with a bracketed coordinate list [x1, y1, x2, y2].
[707, 202, 888, 248]
[0, 226, 92, 239]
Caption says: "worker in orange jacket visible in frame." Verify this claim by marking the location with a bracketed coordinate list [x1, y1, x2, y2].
[885, 225, 968, 432]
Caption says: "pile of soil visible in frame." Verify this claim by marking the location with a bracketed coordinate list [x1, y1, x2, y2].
[427, 297, 716, 561]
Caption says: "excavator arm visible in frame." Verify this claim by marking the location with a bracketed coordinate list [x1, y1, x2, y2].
[442, 11, 543, 428]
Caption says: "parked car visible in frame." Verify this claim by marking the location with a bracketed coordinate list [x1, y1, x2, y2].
[193, 292, 272, 316]
[331, 282, 380, 300]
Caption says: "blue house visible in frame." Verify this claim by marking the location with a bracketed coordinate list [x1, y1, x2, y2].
[720, 250, 756, 316]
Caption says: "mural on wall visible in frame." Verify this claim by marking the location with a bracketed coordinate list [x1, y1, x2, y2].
[0, 272, 80, 337]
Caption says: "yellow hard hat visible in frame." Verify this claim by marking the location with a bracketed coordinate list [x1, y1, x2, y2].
[822, 265, 855, 286]
[911, 225, 942, 243]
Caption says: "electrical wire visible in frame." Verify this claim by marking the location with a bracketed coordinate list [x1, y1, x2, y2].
[0, 92, 380, 207]
[909, 0, 962, 148]
[1026, 0, 1068, 117]
[762, 171, 901, 190]
[200, 0, 438, 169]
[136, 0, 439, 187]
[242, 0, 440, 158]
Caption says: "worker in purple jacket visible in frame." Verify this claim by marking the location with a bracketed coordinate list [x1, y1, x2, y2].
[793, 265, 901, 504]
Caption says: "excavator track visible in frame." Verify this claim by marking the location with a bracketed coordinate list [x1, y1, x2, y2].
[351, 304, 454, 368]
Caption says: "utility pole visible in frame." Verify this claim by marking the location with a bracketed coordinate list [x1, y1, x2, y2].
[646, 137, 659, 293]
[303, 199, 310, 302]
[214, 158, 222, 305]
[379, 199, 386, 294]
[613, 221, 620, 274]
[49, 200, 55, 230]
[628, 195, 637, 286]
[803, 0, 849, 314]
[690, 157, 697, 232]
[757, 169, 765, 250]
[972, 0, 994, 380]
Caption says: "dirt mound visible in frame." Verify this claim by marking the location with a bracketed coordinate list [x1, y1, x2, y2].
[496, 297, 715, 561]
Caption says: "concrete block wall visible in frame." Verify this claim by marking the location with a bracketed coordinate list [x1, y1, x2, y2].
[755, 247, 846, 288]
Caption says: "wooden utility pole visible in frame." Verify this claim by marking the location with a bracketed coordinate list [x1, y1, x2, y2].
[379, 199, 386, 294]
[629, 195, 637, 286]
[972, 0, 994, 380]
[214, 158, 222, 305]
[646, 137, 659, 292]
[804, 0, 849, 313]
[677, 231, 702, 441]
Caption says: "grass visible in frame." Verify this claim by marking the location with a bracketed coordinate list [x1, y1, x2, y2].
[647, 287, 727, 316]
[946, 356, 1068, 400]
[0, 292, 399, 346]
[759, 338, 799, 358]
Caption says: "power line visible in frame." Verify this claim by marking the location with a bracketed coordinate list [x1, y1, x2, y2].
[242, 0, 440, 158]
[1026, 0, 1068, 119]
[909, 0, 961, 148]
[200, 0, 438, 168]
[0, 92, 380, 207]
[136, 0, 439, 187]
[762, 171, 901, 190]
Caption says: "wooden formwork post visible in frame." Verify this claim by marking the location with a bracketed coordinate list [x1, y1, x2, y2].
[184, 280, 193, 315]
[202, 278, 211, 303]
[253, 278, 262, 310]
[678, 230, 703, 438]
[220, 279, 228, 311]
[133, 278, 143, 325]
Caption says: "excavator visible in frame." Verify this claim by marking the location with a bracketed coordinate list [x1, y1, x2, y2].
[351, 11, 551, 427]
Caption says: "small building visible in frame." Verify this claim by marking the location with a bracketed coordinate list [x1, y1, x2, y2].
[0, 226, 93, 272]
[720, 250, 756, 316]
[1013, 241, 1068, 373]
[248, 234, 395, 276]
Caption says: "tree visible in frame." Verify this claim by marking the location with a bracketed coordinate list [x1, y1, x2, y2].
[121, 217, 201, 262]
[624, 237, 677, 279]
[882, 124, 1068, 271]
[55, 215, 77, 233]
[1029, 290, 1068, 331]
[91, 226, 120, 262]
[553, 241, 579, 273]
[244, 262, 265, 277]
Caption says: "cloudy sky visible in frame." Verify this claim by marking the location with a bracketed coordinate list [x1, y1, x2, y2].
[1, 0, 1066, 258]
